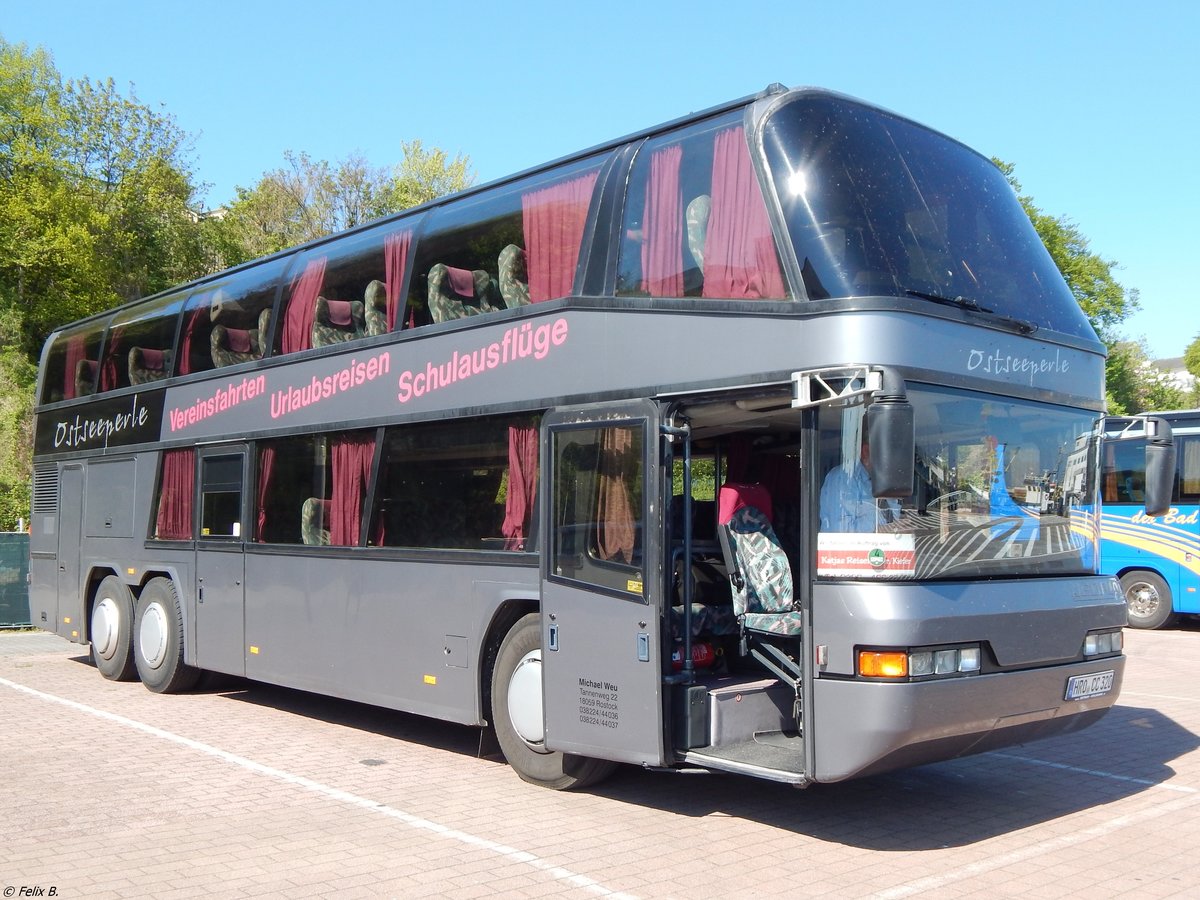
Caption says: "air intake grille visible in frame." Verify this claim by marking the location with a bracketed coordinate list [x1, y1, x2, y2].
[32, 465, 59, 515]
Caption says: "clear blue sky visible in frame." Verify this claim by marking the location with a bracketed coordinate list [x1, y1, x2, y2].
[6, 0, 1197, 359]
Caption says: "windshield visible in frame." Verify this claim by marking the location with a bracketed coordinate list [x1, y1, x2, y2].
[761, 94, 1097, 340]
[816, 386, 1099, 580]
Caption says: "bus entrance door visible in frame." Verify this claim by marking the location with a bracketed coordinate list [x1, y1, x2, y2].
[194, 447, 247, 676]
[540, 401, 666, 767]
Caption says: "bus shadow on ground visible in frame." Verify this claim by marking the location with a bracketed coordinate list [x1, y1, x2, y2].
[593, 702, 1199, 850]
[66, 651, 1198, 850]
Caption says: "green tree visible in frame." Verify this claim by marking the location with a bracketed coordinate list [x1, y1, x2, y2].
[1185, 333, 1200, 384]
[997, 160, 1174, 414]
[0, 37, 208, 528]
[211, 141, 475, 268]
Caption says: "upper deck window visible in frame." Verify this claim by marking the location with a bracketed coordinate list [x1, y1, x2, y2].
[178, 257, 289, 374]
[617, 114, 788, 301]
[761, 95, 1096, 340]
[40, 320, 106, 403]
[407, 157, 605, 327]
[98, 291, 186, 391]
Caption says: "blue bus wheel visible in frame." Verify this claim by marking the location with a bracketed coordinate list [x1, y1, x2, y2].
[1120, 570, 1175, 630]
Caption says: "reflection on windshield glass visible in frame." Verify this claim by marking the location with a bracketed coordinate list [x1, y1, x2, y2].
[817, 388, 1099, 580]
[761, 95, 1096, 341]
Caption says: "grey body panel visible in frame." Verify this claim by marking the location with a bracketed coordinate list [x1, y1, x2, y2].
[52, 465, 83, 635]
[240, 552, 537, 725]
[812, 576, 1127, 675]
[195, 543, 246, 675]
[539, 400, 666, 766]
[155, 304, 1105, 450]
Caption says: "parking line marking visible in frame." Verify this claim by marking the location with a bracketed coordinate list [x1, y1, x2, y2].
[990, 752, 1198, 793]
[0, 675, 637, 899]
[873, 789, 1200, 899]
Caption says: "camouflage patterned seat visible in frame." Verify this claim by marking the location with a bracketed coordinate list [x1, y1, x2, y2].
[717, 483, 804, 636]
[364, 280, 389, 337]
[211, 309, 270, 368]
[128, 347, 173, 385]
[311, 296, 365, 347]
[498, 244, 530, 307]
[686, 194, 711, 269]
[427, 264, 504, 324]
[301, 497, 330, 546]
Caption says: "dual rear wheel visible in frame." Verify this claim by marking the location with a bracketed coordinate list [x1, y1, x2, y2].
[90, 575, 199, 692]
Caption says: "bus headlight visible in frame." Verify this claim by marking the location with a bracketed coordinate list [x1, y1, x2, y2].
[859, 644, 982, 680]
[1083, 630, 1123, 658]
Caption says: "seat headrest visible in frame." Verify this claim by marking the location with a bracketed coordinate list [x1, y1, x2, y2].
[718, 482, 773, 525]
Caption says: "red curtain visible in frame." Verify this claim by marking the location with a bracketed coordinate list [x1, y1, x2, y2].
[99, 327, 124, 392]
[703, 126, 786, 299]
[329, 433, 375, 546]
[641, 145, 684, 297]
[502, 425, 539, 550]
[62, 335, 86, 400]
[177, 305, 207, 375]
[522, 172, 598, 302]
[255, 445, 276, 541]
[384, 230, 412, 331]
[281, 257, 327, 354]
[155, 449, 195, 540]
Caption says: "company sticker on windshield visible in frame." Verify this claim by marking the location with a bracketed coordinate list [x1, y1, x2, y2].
[817, 533, 916, 578]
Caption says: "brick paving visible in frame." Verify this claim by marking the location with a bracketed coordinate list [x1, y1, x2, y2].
[2, 624, 1200, 898]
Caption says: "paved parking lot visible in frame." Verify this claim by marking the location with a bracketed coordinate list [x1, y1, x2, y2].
[2, 624, 1200, 899]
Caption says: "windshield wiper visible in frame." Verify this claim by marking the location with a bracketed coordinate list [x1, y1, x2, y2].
[904, 289, 1037, 335]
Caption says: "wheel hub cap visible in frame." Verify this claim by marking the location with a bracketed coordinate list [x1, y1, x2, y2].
[507, 650, 546, 748]
[138, 603, 169, 669]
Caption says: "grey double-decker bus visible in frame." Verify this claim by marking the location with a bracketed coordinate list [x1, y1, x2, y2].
[29, 85, 1161, 790]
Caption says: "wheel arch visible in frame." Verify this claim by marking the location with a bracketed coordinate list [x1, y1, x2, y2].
[479, 597, 539, 726]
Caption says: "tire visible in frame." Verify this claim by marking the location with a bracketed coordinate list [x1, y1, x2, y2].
[134, 577, 201, 693]
[1120, 570, 1175, 630]
[90, 575, 137, 681]
[490, 613, 616, 790]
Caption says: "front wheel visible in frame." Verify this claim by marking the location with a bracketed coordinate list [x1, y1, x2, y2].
[134, 577, 201, 693]
[91, 575, 137, 681]
[1120, 570, 1175, 630]
[490, 613, 616, 790]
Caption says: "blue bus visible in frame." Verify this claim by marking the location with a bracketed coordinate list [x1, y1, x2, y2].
[1102, 410, 1200, 628]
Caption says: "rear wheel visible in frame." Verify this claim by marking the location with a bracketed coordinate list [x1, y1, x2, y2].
[490, 613, 616, 790]
[134, 577, 201, 693]
[91, 575, 137, 681]
[1121, 570, 1175, 630]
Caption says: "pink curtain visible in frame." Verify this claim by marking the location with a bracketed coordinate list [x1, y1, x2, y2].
[596, 428, 637, 564]
[522, 171, 599, 302]
[281, 257, 327, 354]
[177, 305, 207, 375]
[99, 327, 124, 392]
[502, 425, 539, 550]
[384, 230, 412, 331]
[255, 445, 276, 541]
[62, 335, 86, 400]
[329, 433, 375, 546]
[703, 126, 786, 300]
[155, 449, 194, 540]
[641, 145, 684, 297]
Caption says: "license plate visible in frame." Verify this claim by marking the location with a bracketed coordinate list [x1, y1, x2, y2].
[1065, 670, 1115, 701]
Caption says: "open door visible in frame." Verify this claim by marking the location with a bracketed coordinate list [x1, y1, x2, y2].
[540, 399, 666, 767]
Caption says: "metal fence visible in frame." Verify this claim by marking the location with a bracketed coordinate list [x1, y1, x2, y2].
[0, 533, 31, 627]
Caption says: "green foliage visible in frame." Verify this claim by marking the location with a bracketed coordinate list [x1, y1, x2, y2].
[1185, 333, 1200, 384]
[995, 160, 1182, 414]
[209, 141, 475, 269]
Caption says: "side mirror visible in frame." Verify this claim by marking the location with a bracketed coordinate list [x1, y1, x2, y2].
[1143, 417, 1176, 517]
[869, 370, 915, 499]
